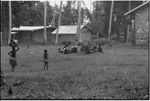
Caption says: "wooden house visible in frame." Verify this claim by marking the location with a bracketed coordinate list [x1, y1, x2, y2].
[51, 24, 92, 44]
[124, 1, 149, 46]
[11, 26, 55, 44]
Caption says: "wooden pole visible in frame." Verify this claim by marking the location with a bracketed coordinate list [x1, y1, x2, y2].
[55, 1, 62, 45]
[131, 19, 135, 46]
[44, 1, 47, 45]
[129, 1, 131, 10]
[77, 1, 81, 43]
[126, 1, 131, 42]
[8, 0, 12, 44]
[108, 1, 114, 44]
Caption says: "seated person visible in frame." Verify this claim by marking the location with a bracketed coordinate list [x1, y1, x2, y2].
[58, 48, 64, 53]
[71, 43, 78, 53]
[64, 47, 70, 54]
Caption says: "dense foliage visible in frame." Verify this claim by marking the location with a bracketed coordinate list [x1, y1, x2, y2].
[1, 1, 144, 44]
[1, 1, 55, 44]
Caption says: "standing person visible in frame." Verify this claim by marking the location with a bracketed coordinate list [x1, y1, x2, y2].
[27, 39, 30, 49]
[8, 46, 19, 71]
[44, 49, 49, 70]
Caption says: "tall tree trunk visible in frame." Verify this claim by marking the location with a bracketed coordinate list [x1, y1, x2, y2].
[44, 1, 47, 45]
[124, 1, 131, 43]
[131, 19, 135, 46]
[148, 2, 150, 46]
[77, 1, 81, 42]
[1, 32, 3, 45]
[1, 2, 2, 45]
[8, 0, 12, 44]
[108, 1, 114, 44]
[123, 23, 127, 43]
[52, 1, 56, 27]
[116, 29, 120, 41]
[55, 1, 62, 44]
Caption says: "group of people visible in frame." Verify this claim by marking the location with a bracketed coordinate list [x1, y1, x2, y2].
[58, 40, 104, 54]
[8, 39, 49, 71]
[80, 42, 103, 54]
[58, 42, 78, 54]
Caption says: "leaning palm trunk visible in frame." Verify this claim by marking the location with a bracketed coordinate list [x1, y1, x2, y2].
[108, 1, 114, 46]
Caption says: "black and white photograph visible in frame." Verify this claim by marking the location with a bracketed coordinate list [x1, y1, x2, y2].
[1, 0, 149, 100]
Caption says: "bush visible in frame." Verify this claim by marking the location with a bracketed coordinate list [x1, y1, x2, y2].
[62, 41, 71, 45]
[92, 38, 108, 46]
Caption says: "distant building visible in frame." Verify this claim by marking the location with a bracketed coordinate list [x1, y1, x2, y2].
[51, 24, 92, 44]
[11, 26, 55, 44]
[124, 1, 149, 45]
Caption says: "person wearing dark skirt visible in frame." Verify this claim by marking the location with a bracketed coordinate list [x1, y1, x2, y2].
[44, 49, 49, 70]
[8, 46, 19, 72]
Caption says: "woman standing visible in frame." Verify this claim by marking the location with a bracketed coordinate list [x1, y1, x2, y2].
[8, 40, 19, 72]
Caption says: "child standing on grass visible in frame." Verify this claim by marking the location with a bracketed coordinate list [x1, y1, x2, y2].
[44, 49, 49, 70]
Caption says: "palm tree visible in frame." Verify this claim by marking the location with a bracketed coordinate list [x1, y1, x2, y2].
[55, 1, 63, 44]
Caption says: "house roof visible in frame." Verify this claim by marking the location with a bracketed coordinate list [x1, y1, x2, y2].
[124, 1, 149, 16]
[51, 25, 86, 34]
[11, 26, 55, 32]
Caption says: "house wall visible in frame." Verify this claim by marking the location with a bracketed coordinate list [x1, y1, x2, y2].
[15, 29, 54, 44]
[47, 29, 56, 44]
[58, 34, 76, 44]
[50, 34, 76, 44]
[16, 32, 32, 43]
[15, 31, 43, 44]
[32, 30, 45, 44]
[49, 34, 56, 44]
[135, 5, 149, 45]
[80, 28, 91, 42]
[50, 28, 92, 44]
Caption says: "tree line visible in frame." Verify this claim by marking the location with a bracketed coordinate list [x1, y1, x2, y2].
[1, 1, 143, 44]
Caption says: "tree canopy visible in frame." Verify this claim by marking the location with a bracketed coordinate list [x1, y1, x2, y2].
[1, 1, 144, 44]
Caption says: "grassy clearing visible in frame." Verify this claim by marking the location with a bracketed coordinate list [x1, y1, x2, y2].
[1, 44, 149, 99]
